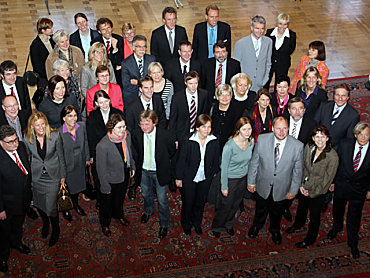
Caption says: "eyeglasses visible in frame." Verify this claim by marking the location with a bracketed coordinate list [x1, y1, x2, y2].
[2, 137, 18, 144]
[3, 104, 19, 109]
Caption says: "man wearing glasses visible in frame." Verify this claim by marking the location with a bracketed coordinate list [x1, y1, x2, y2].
[0, 125, 32, 273]
[0, 96, 28, 140]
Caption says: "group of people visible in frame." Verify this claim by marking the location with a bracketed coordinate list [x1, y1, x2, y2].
[0, 3, 369, 274]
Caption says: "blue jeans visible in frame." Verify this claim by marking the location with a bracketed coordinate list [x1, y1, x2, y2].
[141, 169, 170, 227]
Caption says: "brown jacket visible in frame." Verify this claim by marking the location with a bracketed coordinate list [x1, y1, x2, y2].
[302, 144, 339, 198]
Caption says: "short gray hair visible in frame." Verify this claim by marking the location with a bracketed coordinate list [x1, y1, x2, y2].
[52, 29, 69, 44]
[133, 35, 147, 46]
[251, 15, 266, 27]
[52, 59, 69, 75]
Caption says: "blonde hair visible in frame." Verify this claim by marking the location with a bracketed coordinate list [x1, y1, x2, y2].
[122, 22, 135, 34]
[52, 29, 69, 45]
[215, 84, 233, 100]
[87, 42, 110, 68]
[147, 62, 164, 76]
[230, 73, 252, 92]
[277, 13, 290, 24]
[26, 112, 54, 143]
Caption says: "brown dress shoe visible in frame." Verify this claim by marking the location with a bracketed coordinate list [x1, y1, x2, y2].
[102, 227, 111, 237]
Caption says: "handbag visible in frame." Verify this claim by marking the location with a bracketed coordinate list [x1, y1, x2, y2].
[23, 53, 39, 86]
[32, 87, 45, 109]
[57, 181, 73, 212]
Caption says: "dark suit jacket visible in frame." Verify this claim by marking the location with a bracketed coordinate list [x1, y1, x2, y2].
[164, 58, 201, 93]
[92, 33, 124, 69]
[30, 36, 55, 79]
[150, 25, 188, 65]
[314, 101, 360, 147]
[0, 77, 32, 121]
[0, 142, 31, 215]
[201, 57, 241, 103]
[86, 107, 123, 158]
[131, 127, 176, 186]
[192, 21, 231, 63]
[296, 87, 328, 119]
[0, 110, 28, 134]
[289, 116, 316, 145]
[334, 138, 370, 200]
[169, 89, 209, 142]
[125, 94, 167, 132]
[70, 28, 100, 56]
[265, 28, 296, 74]
[233, 91, 257, 118]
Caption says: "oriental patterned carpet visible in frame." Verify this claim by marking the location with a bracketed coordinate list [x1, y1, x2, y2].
[4, 76, 370, 278]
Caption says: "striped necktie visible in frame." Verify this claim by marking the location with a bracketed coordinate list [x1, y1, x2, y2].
[274, 143, 280, 168]
[353, 146, 363, 172]
[215, 63, 223, 90]
[189, 96, 196, 131]
[138, 59, 143, 76]
[13, 152, 27, 175]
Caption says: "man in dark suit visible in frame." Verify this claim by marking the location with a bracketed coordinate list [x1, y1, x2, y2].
[0, 96, 28, 140]
[247, 116, 303, 245]
[201, 40, 241, 103]
[150, 7, 188, 65]
[169, 71, 209, 145]
[121, 35, 155, 106]
[192, 4, 231, 64]
[0, 125, 32, 273]
[69, 13, 100, 61]
[0, 61, 32, 122]
[93, 18, 124, 86]
[164, 40, 201, 93]
[126, 76, 166, 132]
[131, 110, 176, 239]
[327, 122, 370, 259]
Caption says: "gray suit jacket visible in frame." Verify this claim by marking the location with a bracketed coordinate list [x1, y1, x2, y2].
[247, 133, 303, 201]
[233, 35, 272, 92]
[96, 133, 136, 193]
[24, 131, 67, 183]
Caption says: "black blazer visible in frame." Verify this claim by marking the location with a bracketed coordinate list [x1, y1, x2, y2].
[169, 89, 209, 142]
[0, 110, 29, 134]
[86, 107, 123, 158]
[0, 141, 31, 215]
[164, 57, 201, 93]
[270, 92, 294, 120]
[334, 138, 370, 200]
[232, 91, 257, 117]
[296, 87, 328, 119]
[289, 115, 316, 145]
[30, 35, 55, 79]
[192, 21, 231, 63]
[314, 101, 360, 147]
[92, 33, 124, 69]
[150, 25, 188, 65]
[265, 28, 296, 74]
[131, 127, 176, 186]
[125, 94, 167, 132]
[176, 134, 219, 182]
[201, 57, 241, 103]
[0, 77, 32, 121]
[70, 28, 100, 56]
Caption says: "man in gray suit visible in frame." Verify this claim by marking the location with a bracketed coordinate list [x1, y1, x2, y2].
[247, 116, 303, 245]
[121, 35, 155, 106]
[233, 15, 272, 92]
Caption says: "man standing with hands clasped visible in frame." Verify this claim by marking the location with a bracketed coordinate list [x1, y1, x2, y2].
[247, 116, 303, 245]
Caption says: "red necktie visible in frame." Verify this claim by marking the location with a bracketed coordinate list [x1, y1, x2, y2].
[353, 146, 363, 172]
[215, 63, 223, 89]
[106, 41, 111, 55]
[13, 152, 27, 175]
[10, 87, 16, 97]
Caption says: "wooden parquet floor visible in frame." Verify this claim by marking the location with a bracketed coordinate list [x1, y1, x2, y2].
[0, 0, 369, 79]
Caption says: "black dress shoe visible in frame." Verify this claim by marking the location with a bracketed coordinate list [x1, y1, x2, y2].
[118, 217, 130, 227]
[271, 231, 282, 245]
[248, 226, 259, 239]
[194, 227, 203, 235]
[49, 231, 60, 247]
[26, 207, 39, 220]
[74, 205, 86, 216]
[102, 227, 111, 237]
[0, 260, 8, 273]
[212, 231, 220, 238]
[183, 228, 191, 235]
[11, 243, 31, 254]
[127, 187, 136, 201]
[286, 225, 300, 234]
[283, 209, 293, 222]
[158, 227, 168, 239]
[226, 228, 235, 236]
[62, 211, 72, 221]
[351, 246, 360, 259]
[295, 241, 313, 248]
[141, 213, 151, 224]
[327, 228, 339, 240]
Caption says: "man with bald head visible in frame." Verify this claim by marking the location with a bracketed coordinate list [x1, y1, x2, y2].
[0, 96, 28, 141]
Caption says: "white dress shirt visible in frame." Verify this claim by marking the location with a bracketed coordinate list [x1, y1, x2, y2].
[251, 35, 262, 57]
[2, 80, 22, 109]
[270, 27, 290, 50]
[289, 116, 303, 139]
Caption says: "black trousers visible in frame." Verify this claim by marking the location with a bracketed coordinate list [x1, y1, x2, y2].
[332, 194, 366, 248]
[91, 160, 102, 203]
[293, 193, 325, 244]
[99, 169, 129, 227]
[253, 190, 288, 233]
[0, 213, 25, 260]
[180, 178, 212, 230]
[264, 63, 290, 90]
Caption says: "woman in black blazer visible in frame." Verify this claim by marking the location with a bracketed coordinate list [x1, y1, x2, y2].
[176, 114, 219, 235]
[270, 75, 294, 119]
[265, 13, 296, 89]
[87, 90, 123, 195]
[296, 66, 328, 119]
[30, 18, 55, 89]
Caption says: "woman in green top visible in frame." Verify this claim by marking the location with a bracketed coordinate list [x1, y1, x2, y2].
[212, 117, 254, 237]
